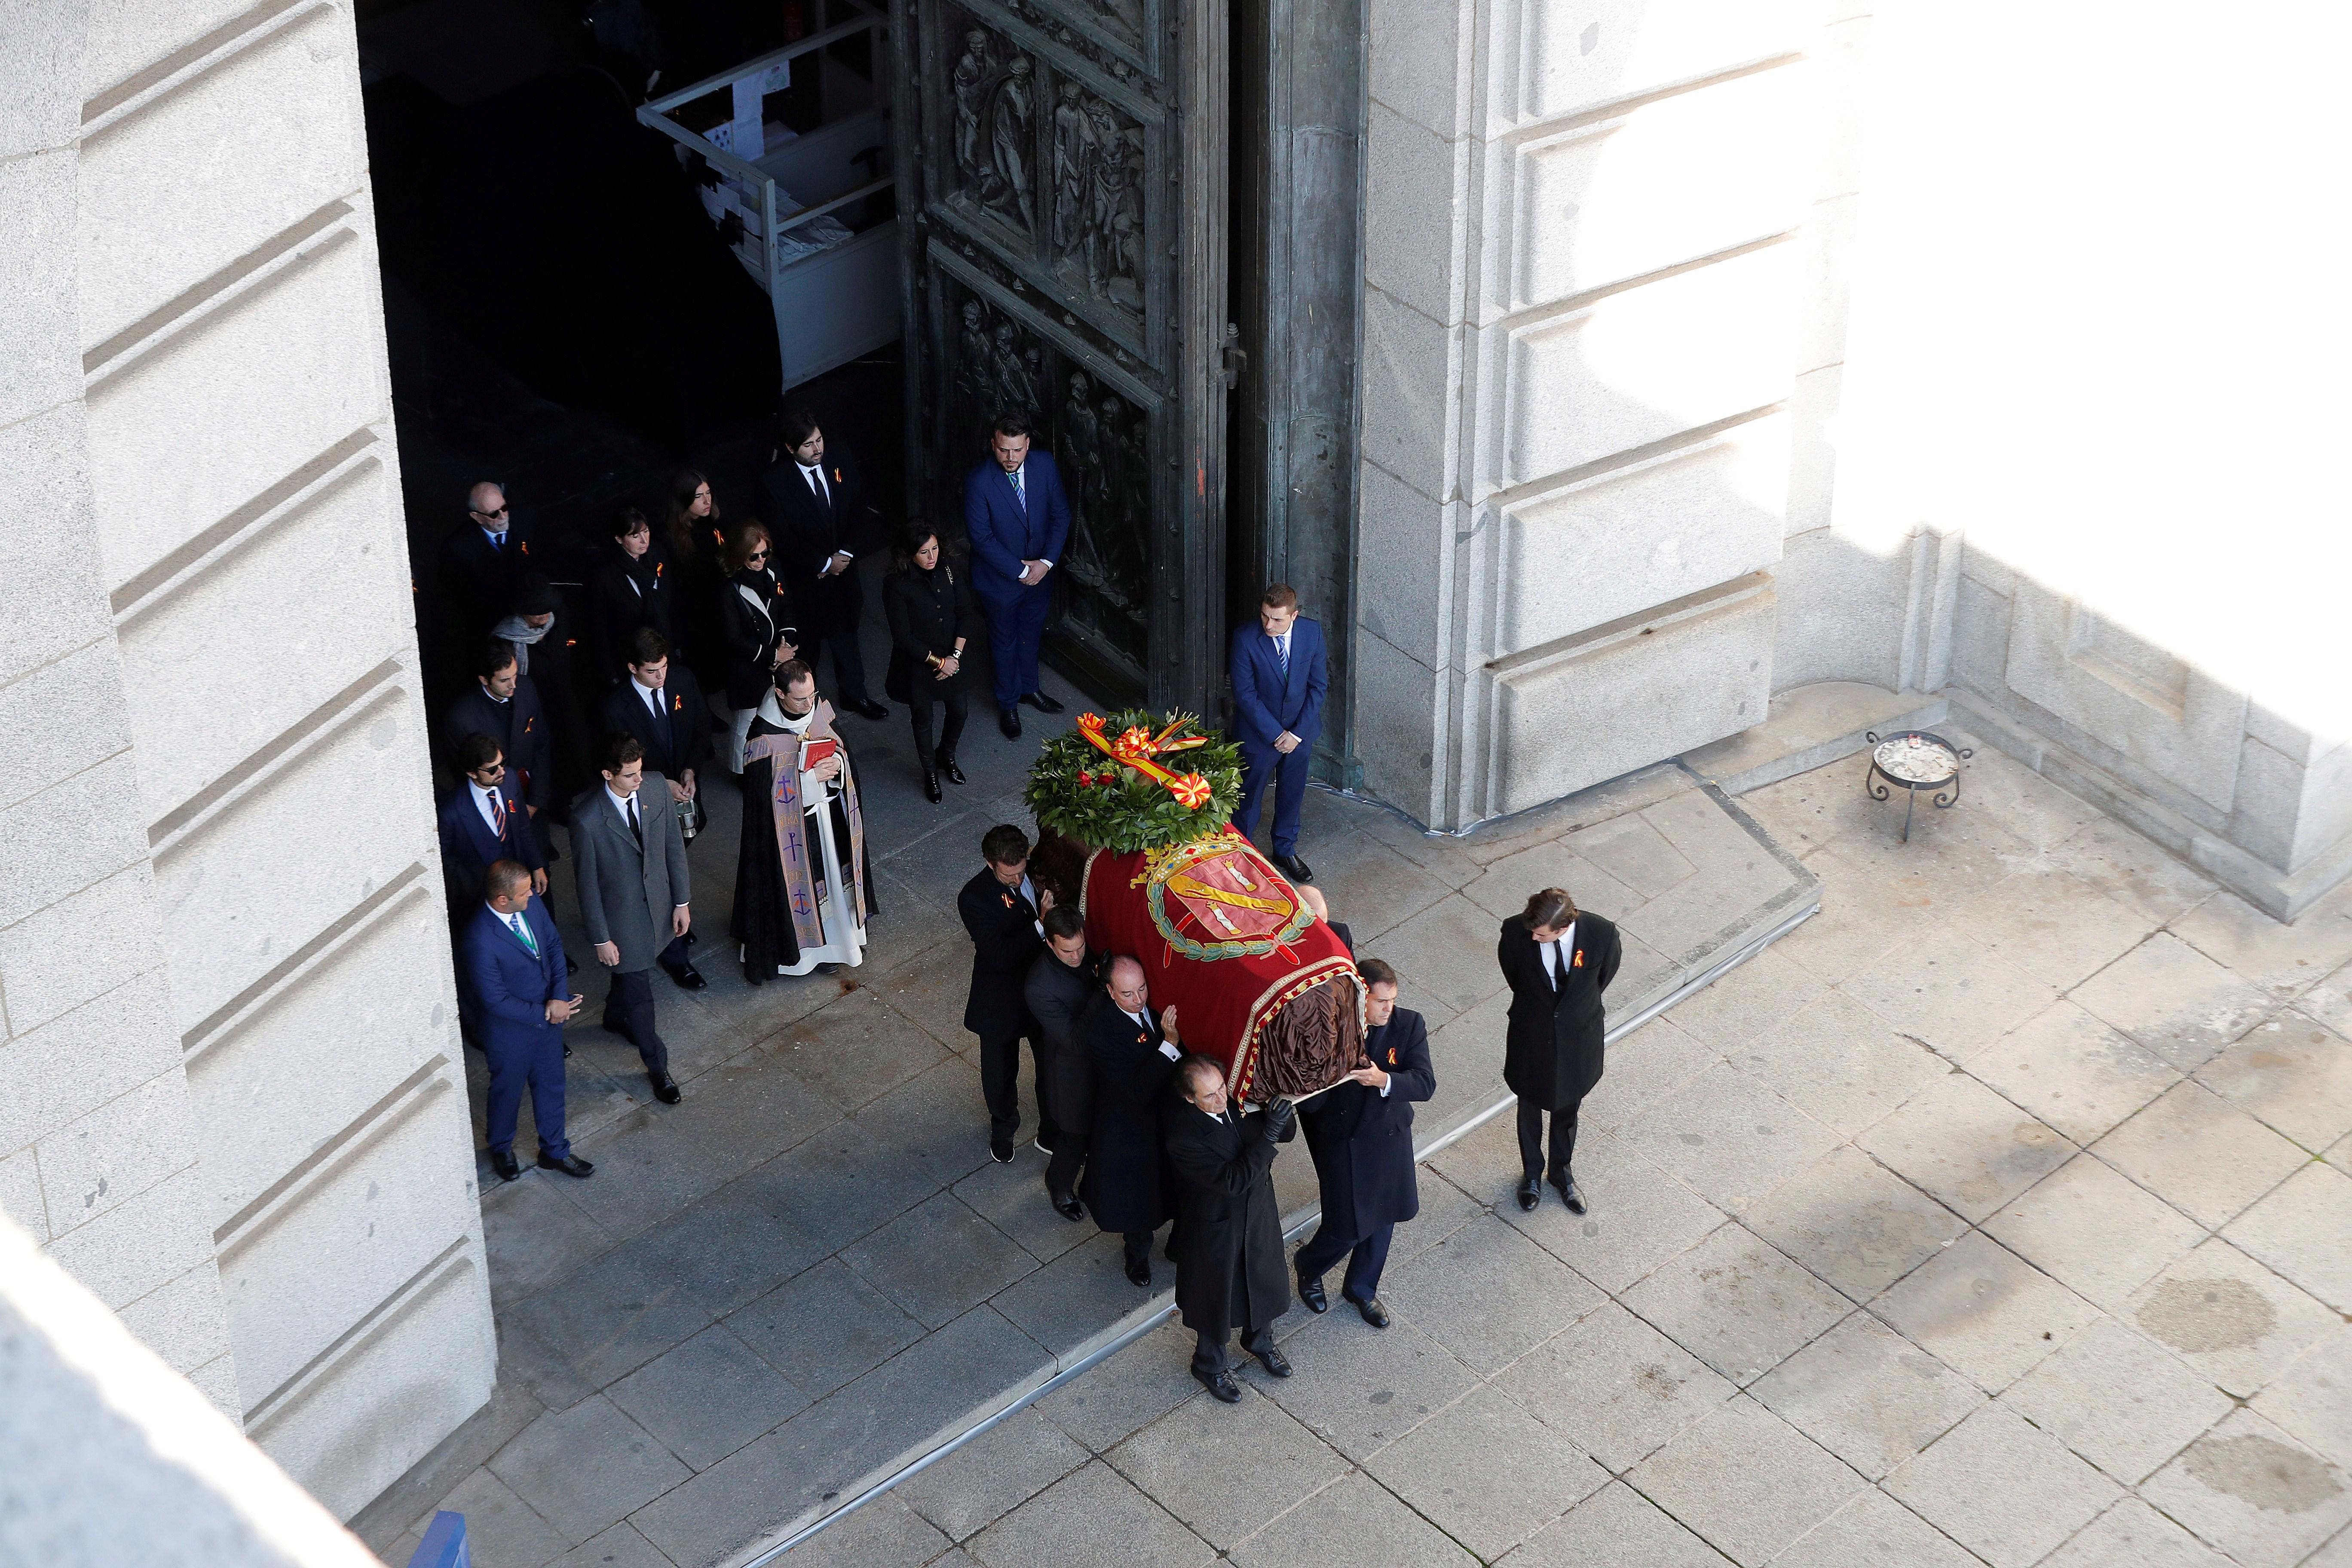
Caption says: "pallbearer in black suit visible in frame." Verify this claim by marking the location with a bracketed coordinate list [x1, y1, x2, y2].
[754, 405, 888, 720]
[439, 481, 535, 640]
[599, 628, 714, 848]
[1023, 904, 1099, 1220]
[1082, 957, 1180, 1286]
[1293, 958, 1432, 1327]
[959, 825, 1051, 1164]
[1499, 886, 1622, 1214]
[1167, 1056, 1296, 1402]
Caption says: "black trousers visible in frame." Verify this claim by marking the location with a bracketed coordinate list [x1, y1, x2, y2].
[815, 625, 871, 706]
[1045, 1129, 1086, 1201]
[1295, 1217, 1395, 1305]
[980, 1030, 1058, 1145]
[1193, 1326, 1277, 1379]
[907, 683, 968, 766]
[602, 936, 687, 1077]
[1517, 1096, 1581, 1181]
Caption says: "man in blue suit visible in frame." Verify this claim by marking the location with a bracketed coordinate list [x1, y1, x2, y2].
[1228, 582, 1328, 882]
[436, 733, 548, 927]
[962, 412, 1071, 738]
[454, 861, 591, 1181]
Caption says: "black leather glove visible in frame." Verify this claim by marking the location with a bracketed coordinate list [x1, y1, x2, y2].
[1262, 1098, 1296, 1143]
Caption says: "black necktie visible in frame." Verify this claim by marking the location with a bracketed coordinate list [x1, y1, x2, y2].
[628, 796, 643, 849]
[1548, 942, 1562, 991]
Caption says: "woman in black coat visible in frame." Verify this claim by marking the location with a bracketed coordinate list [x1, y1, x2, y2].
[881, 521, 980, 802]
[1499, 886, 1622, 1216]
[716, 521, 799, 773]
[587, 505, 677, 687]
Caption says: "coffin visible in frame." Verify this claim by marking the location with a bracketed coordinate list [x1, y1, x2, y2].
[1041, 828, 1364, 1103]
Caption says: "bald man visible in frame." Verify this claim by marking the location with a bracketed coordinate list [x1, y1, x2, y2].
[1166, 1056, 1294, 1400]
[1079, 956, 1181, 1286]
[439, 479, 538, 640]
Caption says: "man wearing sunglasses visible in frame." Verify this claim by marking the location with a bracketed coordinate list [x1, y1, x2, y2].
[439, 480, 538, 640]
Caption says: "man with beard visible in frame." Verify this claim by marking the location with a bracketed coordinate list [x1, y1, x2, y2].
[755, 406, 887, 722]
[732, 660, 875, 981]
[1166, 1056, 1295, 1402]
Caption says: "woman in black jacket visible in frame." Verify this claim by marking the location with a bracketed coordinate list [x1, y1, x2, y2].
[587, 505, 676, 687]
[881, 521, 980, 802]
[717, 520, 798, 774]
[1498, 886, 1622, 1216]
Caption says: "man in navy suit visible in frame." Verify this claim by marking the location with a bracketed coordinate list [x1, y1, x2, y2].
[962, 412, 1071, 738]
[455, 860, 591, 1181]
[1228, 582, 1328, 882]
[1292, 958, 1433, 1326]
[437, 734, 548, 928]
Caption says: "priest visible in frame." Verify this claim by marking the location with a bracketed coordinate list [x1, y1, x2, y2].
[732, 658, 877, 980]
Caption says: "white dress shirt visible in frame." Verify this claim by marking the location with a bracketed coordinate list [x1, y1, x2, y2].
[1538, 921, 1577, 987]
[634, 676, 665, 721]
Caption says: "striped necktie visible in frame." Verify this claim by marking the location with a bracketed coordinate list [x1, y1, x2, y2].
[508, 913, 539, 955]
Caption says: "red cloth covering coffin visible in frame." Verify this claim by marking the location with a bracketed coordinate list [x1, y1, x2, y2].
[1078, 829, 1363, 1103]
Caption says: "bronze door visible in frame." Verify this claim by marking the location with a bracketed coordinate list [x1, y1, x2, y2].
[891, 0, 1230, 710]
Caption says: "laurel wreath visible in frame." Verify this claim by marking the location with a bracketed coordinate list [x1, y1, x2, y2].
[1023, 709, 1245, 853]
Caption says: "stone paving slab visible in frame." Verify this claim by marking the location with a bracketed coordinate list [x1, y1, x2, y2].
[357, 671, 1818, 1566]
[644, 729, 2352, 1568]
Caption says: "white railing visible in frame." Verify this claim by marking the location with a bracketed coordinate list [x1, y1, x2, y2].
[637, 7, 901, 390]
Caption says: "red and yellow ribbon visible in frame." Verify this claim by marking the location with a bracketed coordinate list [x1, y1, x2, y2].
[1077, 713, 1215, 809]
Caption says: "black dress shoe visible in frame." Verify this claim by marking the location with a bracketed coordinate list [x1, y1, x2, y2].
[1252, 1344, 1293, 1378]
[684, 930, 698, 947]
[1355, 1296, 1392, 1329]
[488, 1148, 520, 1181]
[1552, 1172, 1587, 1216]
[937, 751, 967, 785]
[1052, 1191, 1085, 1222]
[1297, 1270, 1329, 1314]
[849, 699, 889, 721]
[649, 1072, 681, 1105]
[924, 769, 943, 804]
[563, 1043, 572, 1058]
[1126, 1257, 1152, 1287]
[1194, 1367, 1243, 1403]
[991, 1135, 1015, 1164]
[1034, 1134, 1054, 1156]
[1020, 691, 1065, 714]
[538, 1152, 595, 1178]
[1517, 1176, 1542, 1211]
[999, 707, 1022, 740]
[664, 962, 707, 991]
[1274, 853, 1314, 884]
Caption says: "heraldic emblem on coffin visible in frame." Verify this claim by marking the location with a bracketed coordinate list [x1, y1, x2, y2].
[1026, 711, 1363, 1106]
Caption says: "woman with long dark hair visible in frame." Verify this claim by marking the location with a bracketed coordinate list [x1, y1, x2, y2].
[717, 521, 798, 774]
[881, 521, 979, 802]
[661, 469, 726, 684]
[1498, 886, 1622, 1216]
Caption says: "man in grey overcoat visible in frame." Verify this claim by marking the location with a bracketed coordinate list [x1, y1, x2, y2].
[572, 732, 694, 1105]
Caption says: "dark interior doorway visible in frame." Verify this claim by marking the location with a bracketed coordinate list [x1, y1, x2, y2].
[356, 0, 905, 799]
